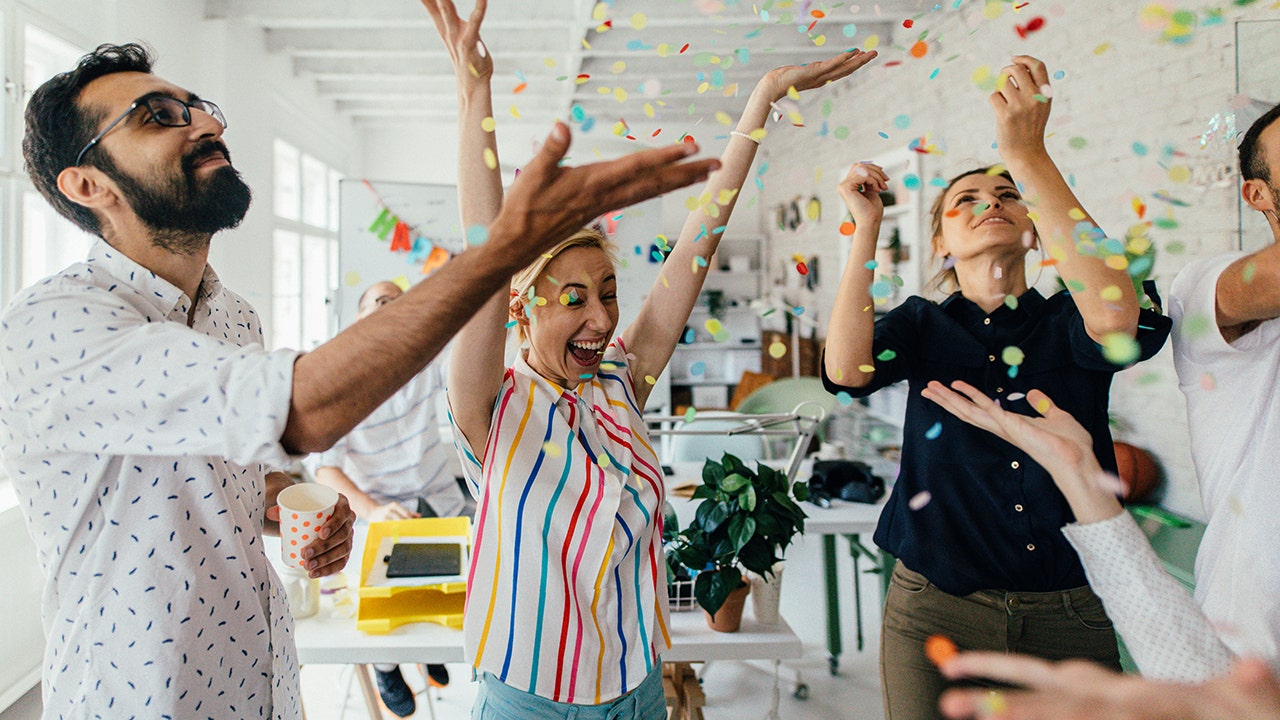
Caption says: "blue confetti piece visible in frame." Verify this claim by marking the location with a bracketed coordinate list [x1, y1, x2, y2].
[929, 67, 940, 80]
[930, 176, 949, 188]
[878, 131, 890, 139]
[691, 361, 706, 376]
[842, 23, 858, 37]
[571, 105, 586, 122]
[1053, 70, 1065, 80]
[925, 422, 942, 440]
[1132, 142, 1148, 156]
[864, 260, 878, 270]
[893, 114, 911, 130]
[836, 391, 854, 406]
[903, 174, 921, 190]
[581, 117, 595, 132]
[1007, 365, 1019, 378]
[683, 327, 696, 343]
[466, 225, 490, 245]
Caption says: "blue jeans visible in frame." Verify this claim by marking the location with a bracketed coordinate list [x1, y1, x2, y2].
[472, 663, 666, 720]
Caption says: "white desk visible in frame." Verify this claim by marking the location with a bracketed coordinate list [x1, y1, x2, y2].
[286, 524, 802, 718]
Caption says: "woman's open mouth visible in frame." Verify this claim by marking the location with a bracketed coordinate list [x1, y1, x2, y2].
[568, 339, 606, 366]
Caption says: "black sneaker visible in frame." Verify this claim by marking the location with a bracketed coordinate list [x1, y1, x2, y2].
[426, 663, 450, 688]
[374, 666, 416, 718]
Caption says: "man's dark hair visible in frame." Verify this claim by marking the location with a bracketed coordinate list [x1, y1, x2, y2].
[23, 43, 155, 237]
[1239, 102, 1280, 184]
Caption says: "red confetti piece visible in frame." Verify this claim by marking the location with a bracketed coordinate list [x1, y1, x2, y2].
[903, 18, 914, 28]
[944, 209, 961, 218]
[651, 128, 662, 137]
[839, 221, 856, 235]
[811, 9, 826, 18]
[806, 19, 818, 32]
[797, 262, 809, 275]
[682, 134, 696, 144]
[1016, 16, 1046, 38]
[884, 60, 903, 68]
[679, 43, 690, 53]
[513, 82, 527, 94]
[577, 74, 590, 81]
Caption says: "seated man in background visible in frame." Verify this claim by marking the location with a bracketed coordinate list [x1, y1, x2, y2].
[315, 279, 464, 716]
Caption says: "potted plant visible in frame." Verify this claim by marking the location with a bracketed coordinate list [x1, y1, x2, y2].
[668, 453, 810, 631]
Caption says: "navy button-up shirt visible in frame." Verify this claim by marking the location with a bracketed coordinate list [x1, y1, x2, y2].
[823, 289, 1171, 595]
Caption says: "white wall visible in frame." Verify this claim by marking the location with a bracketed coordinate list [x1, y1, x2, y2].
[757, 3, 1280, 521]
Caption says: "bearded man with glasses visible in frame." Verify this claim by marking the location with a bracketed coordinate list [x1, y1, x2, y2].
[3, 42, 718, 718]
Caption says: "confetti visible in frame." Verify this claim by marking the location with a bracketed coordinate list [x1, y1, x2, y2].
[483, 147, 497, 169]
[840, 221, 857, 236]
[768, 341, 788, 359]
[877, 349, 897, 362]
[925, 635, 957, 666]
[691, 361, 706, 376]
[909, 40, 928, 58]
[542, 441, 563, 457]
[908, 491, 932, 510]
[835, 391, 854, 406]
[1200, 372, 1216, 391]
[1007, 392, 1026, 401]
[466, 225, 489, 246]
[858, 364, 876, 373]
[925, 422, 943, 440]
[645, 375, 657, 385]
[685, 406, 698, 422]
[797, 262, 810, 275]
[1002, 346, 1025, 366]
[705, 318, 724, 335]
[481, 116, 496, 132]
[1101, 332, 1140, 365]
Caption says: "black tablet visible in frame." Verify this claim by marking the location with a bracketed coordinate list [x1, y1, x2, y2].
[384, 542, 463, 578]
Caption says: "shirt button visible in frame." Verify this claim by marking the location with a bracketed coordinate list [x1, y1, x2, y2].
[1011, 460, 1020, 469]
[1014, 504, 1024, 512]
[988, 355, 996, 362]
[983, 318, 991, 325]
[996, 387, 1004, 393]
[1007, 596, 1021, 609]
[1026, 543, 1036, 551]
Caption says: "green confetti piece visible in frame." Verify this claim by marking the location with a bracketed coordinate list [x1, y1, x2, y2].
[1001, 346, 1025, 366]
[876, 349, 897, 362]
[1101, 332, 1141, 366]
[1004, 294, 1019, 310]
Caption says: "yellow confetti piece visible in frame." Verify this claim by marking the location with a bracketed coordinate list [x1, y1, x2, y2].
[1105, 255, 1129, 271]
[644, 102, 655, 118]
[786, 85, 800, 101]
[1067, 208, 1086, 220]
[343, 270, 362, 287]
[1100, 285, 1122, 301]
[644, 375, 657, 385]
[715, 111, 733, 125]
[481, 117, 496, 132]
[509, 104, 521, 119]
[559, 292, 573, 305]
[544, 57, 557, 68]
[598, 455, 612, 468]
[717, 188, 739, 205]
[705, 318, 724, 335]
[1101, 332, 1140, 365]
[1093, 42, 1112, 55]
[749, 128, 768, 142]
[1168, 165, 1192, 183]
[1002, 346, 1025, 366]
[787, 110, 805, 126]
[630, 12, 647, 29]
[542, 442, 563, 457]
[983, 1, 1005, 19]
[611, 61, 626, 74]
[685, 195, 701, 212]
[592, 2, 608, 20]
[768, 341, 787, 359]
[865, 34, 880, 50]
[613, 120, 629, 136]
[483, 147, 497, 170]
[858, 364, 875, 373]
[613, 87, 628, 102]
[597, 86, 612, 95]
[1033, 397, 1052, 415]
[813, 34, 827, 46]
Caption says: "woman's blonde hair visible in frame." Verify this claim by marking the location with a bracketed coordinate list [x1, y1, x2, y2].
[921, 165, 1029, 299]
[509, 225, 618, 344]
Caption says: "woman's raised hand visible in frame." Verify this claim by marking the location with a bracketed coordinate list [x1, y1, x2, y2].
[757, 49, 878, 103]
[421, 0, 493, 82]
[990, 54, 1053, 161]
[836, 162, 888, 228]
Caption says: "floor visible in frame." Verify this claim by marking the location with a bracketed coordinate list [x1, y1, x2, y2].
[298, 530, 887, 720]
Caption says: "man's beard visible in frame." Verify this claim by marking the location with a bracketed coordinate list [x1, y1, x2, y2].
[97, 139, 253, 254]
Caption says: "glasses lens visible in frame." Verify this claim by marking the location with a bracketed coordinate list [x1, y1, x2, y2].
[145, 97, 190, 126]
[196, 100, 228, 128]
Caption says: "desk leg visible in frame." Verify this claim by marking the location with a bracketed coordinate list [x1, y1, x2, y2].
[354, 664, 384, 719]
[850, 534, 864, 653]
[823, 534, 841, 675]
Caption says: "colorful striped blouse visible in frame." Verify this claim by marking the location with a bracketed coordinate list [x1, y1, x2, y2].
[452, 338, 670, 703]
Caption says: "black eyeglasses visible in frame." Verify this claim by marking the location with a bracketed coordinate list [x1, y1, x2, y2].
[74, 95, 227, 166]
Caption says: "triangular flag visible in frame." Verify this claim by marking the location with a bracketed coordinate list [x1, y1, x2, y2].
[389, 221, 411, 252]
[421, 246, 450, 275]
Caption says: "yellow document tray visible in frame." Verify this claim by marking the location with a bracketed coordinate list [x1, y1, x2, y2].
[357, 517, 470, 633]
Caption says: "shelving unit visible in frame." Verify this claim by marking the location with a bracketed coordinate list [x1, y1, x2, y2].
[670, 236, 766, 409]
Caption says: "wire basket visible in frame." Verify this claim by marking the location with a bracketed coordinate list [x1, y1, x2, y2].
[667, 577, 698, 611]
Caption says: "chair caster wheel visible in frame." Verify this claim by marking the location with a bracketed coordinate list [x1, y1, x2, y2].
[793, 683, 810, 700]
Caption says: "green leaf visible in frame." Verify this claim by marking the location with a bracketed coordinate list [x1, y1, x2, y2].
[721, 452, 746, 475]
[728, 514, 756, 552]
[739, 484, 757, 512]
[702, 459, 726, 488]
[696, 566, 743, 618]
[721, 472, 749, 492]
[691, 485, 716, 500]
[793, 480, 810, 502]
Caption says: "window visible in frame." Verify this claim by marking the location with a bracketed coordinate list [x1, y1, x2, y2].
[271, 139, 341, 350]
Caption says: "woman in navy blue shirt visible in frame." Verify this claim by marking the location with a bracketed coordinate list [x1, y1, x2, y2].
[823, 56, 1171, 720]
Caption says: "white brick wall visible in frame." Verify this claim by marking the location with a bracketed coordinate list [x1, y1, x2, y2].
[756, 3, 1280, 520]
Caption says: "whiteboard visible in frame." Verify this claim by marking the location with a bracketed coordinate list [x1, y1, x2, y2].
[336, 179, 464, 330]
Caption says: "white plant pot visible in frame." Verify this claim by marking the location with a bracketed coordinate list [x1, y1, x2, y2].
[748, 562, 785, 625]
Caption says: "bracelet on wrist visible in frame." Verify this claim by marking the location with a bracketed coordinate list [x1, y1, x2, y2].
[729, 130, 760, 144]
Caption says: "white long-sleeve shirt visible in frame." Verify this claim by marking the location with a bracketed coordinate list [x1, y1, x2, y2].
[1063, 512, 1234, 682]
[0, 241, 303, 719]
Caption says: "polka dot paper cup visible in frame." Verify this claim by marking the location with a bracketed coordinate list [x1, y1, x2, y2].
[277, 483, 338, 570]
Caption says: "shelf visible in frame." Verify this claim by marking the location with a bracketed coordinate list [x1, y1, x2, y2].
[675, 342, 761, 350]
[882, 204, 917, 219]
